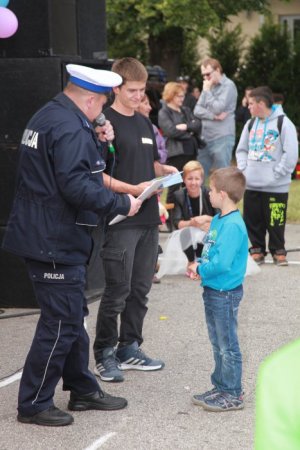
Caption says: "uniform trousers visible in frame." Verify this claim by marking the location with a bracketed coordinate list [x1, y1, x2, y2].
[18, 260, 99, 417]
[93, 226, 158, 360]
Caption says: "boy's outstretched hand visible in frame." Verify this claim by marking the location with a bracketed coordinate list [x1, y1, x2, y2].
[189, 262, 201, 281]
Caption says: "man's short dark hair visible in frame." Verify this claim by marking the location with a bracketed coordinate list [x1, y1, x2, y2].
[249, 86, 274, 108]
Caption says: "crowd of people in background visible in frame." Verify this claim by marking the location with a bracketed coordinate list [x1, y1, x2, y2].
[145, 57, 298, 271]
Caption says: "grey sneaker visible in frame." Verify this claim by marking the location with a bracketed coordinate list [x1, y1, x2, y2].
[116, 341, 165, 371]
[192, 387, 219, 406]
[273, 254, 288, 266]
[94, 348, 124, 382]
[202, 392, 244, 412]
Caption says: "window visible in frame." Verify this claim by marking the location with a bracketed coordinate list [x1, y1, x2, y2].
[280, 15, 300, 42]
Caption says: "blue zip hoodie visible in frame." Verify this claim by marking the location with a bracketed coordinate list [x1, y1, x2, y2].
[198, 210, 248, 291]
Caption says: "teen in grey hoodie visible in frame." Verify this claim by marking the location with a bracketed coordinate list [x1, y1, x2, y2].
[236, 86, 298, 266]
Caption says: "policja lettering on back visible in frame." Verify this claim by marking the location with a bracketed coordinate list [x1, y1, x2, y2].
[21, 129, 39, 149]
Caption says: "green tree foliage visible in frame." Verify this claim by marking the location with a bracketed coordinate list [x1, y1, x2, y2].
[106, 0, 269, 79]
[236, 19, 300, 125]
[237, 20, 292, 93]
[288, 35, 300, 125]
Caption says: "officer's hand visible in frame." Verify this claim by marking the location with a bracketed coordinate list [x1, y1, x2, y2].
[127, 195, 142, 216]
[95, 120, 115, 143]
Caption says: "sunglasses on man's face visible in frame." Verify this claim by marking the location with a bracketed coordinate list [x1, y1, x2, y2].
[202, 70, 215, 79]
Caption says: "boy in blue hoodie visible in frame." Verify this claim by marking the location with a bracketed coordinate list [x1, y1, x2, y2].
[189, 167, 248, 412]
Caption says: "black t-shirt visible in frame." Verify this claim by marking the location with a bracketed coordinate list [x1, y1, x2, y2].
[104, 107, 160, 228]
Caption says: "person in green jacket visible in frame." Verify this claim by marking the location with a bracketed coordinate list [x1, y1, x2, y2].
[255, 338, 300, 449]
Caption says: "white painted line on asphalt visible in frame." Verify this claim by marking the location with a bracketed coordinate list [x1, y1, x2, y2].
[265, 260, 300, 265]
[0, 370, 22, 388]
[84, 432, 117, 450]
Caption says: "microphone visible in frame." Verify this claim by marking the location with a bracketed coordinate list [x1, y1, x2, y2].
[94, 113, 115, 153]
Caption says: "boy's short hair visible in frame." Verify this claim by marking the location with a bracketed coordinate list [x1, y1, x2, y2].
[249, 86, 274, 108]
[112, 57, 148, 84]
[210, 167, 246, 203]
[183, 160, 204, 180]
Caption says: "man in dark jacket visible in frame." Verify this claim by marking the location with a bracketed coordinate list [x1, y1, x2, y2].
[2, 64, 141, 426]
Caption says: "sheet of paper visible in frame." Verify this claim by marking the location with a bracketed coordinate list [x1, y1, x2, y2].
[159, 171, 183, 188]
[108, 213, 127, 225]
[108, 172, 183, 226]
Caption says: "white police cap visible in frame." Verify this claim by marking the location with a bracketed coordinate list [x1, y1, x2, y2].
[66, 64, 122, 93]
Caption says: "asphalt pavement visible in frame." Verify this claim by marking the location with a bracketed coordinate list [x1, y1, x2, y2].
[0, 224, 299, 450]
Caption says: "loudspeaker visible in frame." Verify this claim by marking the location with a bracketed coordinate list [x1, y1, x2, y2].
[0, 227, 37, 308]
[0, 0, 106, 59]
[0, 146, 19, 226]
[0, 58, 62, 146]
[77, 0, 107, 60]
[0, 225, 105, 308]
[0, 57, 112, 147]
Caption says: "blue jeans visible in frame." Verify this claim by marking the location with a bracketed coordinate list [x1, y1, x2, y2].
[197, 135, 235, 179]
[203, 285, 243, 397]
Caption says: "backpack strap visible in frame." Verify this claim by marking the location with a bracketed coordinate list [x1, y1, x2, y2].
[277, 114, 284, 135]
[247, 117, 256, 132]
[247, 115, 285, 135]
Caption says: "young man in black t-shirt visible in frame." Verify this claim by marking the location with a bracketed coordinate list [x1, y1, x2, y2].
[93, 57, 177, 383]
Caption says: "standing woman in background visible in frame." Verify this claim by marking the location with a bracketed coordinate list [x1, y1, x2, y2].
[136, 93, 167, 164]
[158, 82, 202, 203]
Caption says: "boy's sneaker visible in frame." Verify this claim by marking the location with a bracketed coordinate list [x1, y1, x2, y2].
[202, 392, 244, 412]
[273, 254, 288, 266]
[251, 253, 265, 265]
[192, 387, 219, 407]
[116, 341, 165, 371]
[94, 348, 124, 382]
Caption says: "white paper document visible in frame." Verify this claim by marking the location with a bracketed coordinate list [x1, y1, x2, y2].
[108, 172, 183, 226]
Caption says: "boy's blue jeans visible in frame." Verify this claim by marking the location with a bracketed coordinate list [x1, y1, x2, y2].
[203, 285, 243, 397]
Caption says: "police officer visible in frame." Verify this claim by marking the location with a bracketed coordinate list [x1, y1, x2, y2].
[2, 64, 141, 426]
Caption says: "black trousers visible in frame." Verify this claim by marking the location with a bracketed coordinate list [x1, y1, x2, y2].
[93, 226, 158, 361]
[184, 244, 203, 262]
[243, 190, 288, 256]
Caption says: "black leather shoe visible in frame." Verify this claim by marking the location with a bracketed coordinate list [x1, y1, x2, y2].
[17, 406, 74, 426]
[68, 390, 128, 411]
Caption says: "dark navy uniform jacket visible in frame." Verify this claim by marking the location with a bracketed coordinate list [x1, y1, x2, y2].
[2, 93, 130, 265]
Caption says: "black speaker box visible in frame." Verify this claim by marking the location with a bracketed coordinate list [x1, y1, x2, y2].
[0, 57, 113, 147]
[0, 58, 63, 146]
[0, 226, 37, 308]
[0, 146, 18, 226]
[0, 225, 105, 308]
[0, 0, 107, 60]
